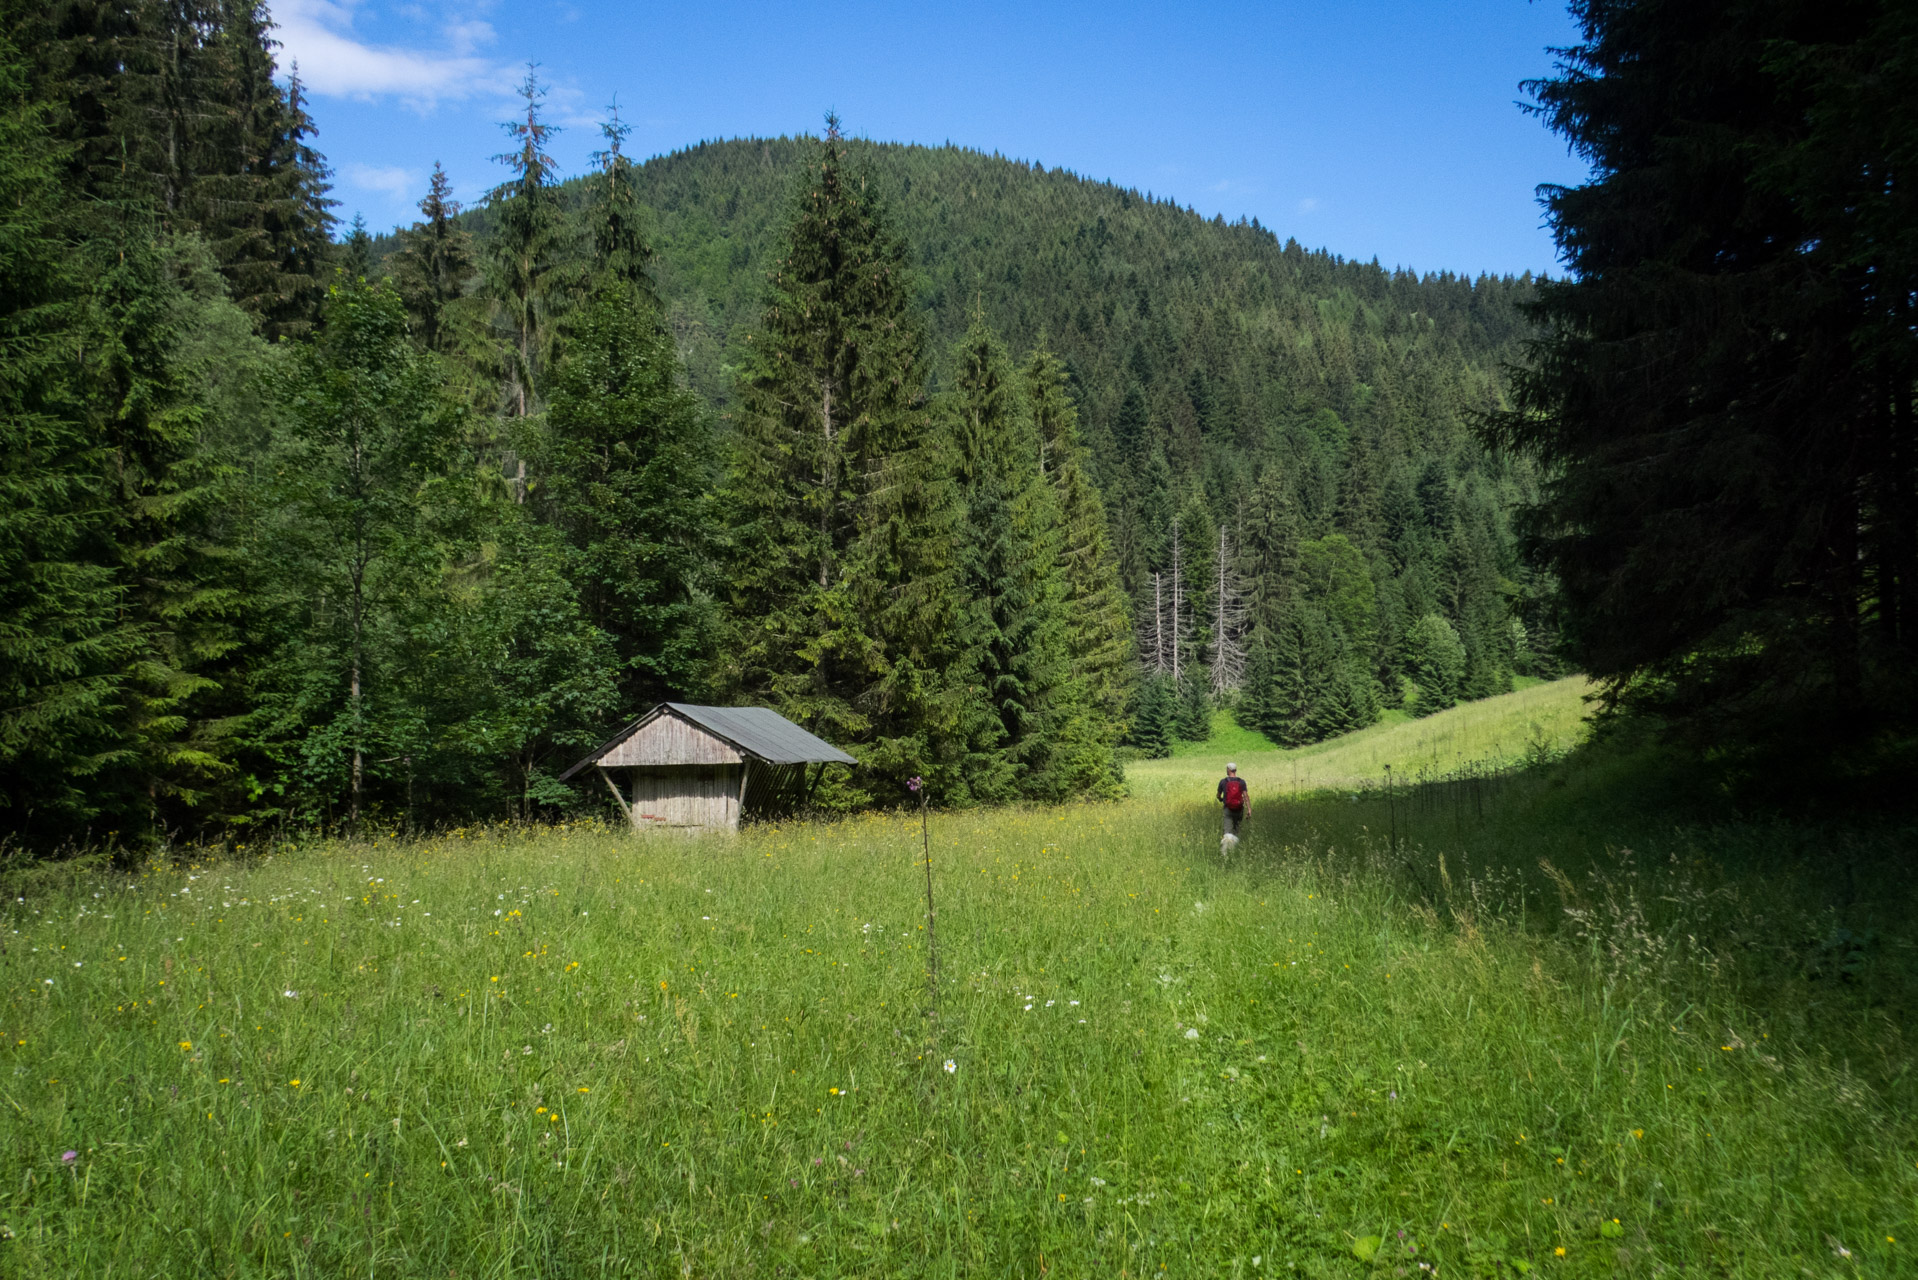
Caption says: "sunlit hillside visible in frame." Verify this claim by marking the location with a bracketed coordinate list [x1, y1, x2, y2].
[1127, 675, 1595, 802]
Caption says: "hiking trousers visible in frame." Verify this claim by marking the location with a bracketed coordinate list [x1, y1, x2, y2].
[1222, 807, 1244, 837]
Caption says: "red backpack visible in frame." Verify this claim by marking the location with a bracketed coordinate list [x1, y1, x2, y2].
[1222, 777, 1246, 811]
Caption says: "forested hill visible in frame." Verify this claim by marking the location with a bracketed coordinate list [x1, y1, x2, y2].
[616, 139, 1536, 438]
[505, 139, 1556, 737]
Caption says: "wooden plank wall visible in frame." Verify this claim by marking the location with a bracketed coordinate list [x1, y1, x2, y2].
[623, 765, 742, 830]
[602, 714, 742, 767]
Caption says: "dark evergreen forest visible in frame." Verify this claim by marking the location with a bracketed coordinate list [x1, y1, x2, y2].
[4, 2, 1551, 851]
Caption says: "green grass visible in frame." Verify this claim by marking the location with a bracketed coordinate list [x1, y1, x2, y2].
[3, 684, 1913, 1277]
[1151, 675, 1596, 801]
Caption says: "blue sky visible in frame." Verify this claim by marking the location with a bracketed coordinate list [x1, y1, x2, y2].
[278, 0, 1589, 277]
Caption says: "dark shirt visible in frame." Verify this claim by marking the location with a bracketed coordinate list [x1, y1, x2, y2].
[1217, 776, 1247, 808]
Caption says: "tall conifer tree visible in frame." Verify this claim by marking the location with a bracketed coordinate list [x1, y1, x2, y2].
[1494, 0, 1918, 746]
[539, 282, 712, 711]
[585, 102, 656, 301]
[721, 115, 960, 797]
[1027, 344, 1133, 759]
[482, 68, 568, 442]
[0, 36, 140, 840]
[391, 162, 475, 357]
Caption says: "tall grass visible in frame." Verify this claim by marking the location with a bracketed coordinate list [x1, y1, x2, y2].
[2, 694, 1912, 1276]
[1147, 676, 1596, 801]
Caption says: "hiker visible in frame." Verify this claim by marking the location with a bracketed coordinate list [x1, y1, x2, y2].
[1217, 763, 1248, 840]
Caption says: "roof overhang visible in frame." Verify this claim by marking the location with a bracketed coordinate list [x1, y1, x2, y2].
[558, 703, 858, 782]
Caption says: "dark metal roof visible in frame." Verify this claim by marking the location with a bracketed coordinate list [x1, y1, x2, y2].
[663, 704, 858, 766]
[558, 703, 857, 780]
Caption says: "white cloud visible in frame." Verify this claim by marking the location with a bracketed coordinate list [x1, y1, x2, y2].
[273, 0, 509, 105]
[344, 162, 417, 198]
[1297, 197, 1322, 214]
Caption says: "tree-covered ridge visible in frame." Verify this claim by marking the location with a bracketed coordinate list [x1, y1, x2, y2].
[585, 138, 1555, 740]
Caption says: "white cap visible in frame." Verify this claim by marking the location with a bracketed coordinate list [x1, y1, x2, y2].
[1226, 762, 1238, 771]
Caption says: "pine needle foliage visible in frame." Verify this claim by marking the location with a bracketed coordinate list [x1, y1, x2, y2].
[720, 117, 959, 801]
[585, 103, 658, 303]
[389, 162, 478, 359]
[0, 38, 140, 839]
[1490, 0, 1918, 756]
[537, 281, 713, 711]
[482, 67, 570, 425]
[1028, 343, 1133, 787]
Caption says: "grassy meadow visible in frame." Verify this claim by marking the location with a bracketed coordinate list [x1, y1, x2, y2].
[3, 677, 1915, 1277]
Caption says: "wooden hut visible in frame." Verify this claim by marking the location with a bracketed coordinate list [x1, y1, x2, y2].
[559, 703, 857, 832]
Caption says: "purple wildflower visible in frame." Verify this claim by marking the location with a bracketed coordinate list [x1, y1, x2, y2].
[907, 776, 923, 793]
[61, 1150, 77, 1165]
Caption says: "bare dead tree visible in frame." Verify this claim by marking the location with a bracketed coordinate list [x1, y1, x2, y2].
[1142, 571, 1169, 675]
[1170, 519, 1184, 685]
[1210, 523, 1248, 695]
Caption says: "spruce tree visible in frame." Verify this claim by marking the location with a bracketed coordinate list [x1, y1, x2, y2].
[1405, 613, 1465, 717]
[1176, 492, 1217, 685]
[1176, 673, 1212, 742]
[538, 281, 712, 711]
[948, 458, 1024, 802]
[946, 314, 1039, 801]
[193, 1, 333, 338]
[1243, 602, 1374, 747]
[1238, 625, 1277, 739]
[341, 213, 373, 280]
[0, 37, 140, 841]
[944, 315, 1116, 801]
[1127, 674, 1177, 758]
[1493, 0, 1918, 746]
[721, 116, 958, 797]
[1240, 465, 1302, 629]
[481, 68, 569, 438]
[391, 162, 476, 357]
[1113, 383, 1150, 471]
[25, 2, 333, 340]
[1255, 605, 1335, 747]
[585, 102, 657, 301]
[1027, 342, 1132, 782]
[250, 66, 335, 341]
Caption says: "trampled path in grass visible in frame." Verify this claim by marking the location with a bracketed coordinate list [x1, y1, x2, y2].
[3, 680, 1913, 1277]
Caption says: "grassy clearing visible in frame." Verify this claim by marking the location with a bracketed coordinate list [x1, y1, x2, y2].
[1151, 675, 1596, 800]
[2, 681, 1913, 1276]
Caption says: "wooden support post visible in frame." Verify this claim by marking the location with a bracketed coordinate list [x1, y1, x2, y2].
[598, 767, 637, 830]
[735, 759, 752, 830]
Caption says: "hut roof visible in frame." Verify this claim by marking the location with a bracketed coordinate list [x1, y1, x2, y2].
[559, 703, 857, 780]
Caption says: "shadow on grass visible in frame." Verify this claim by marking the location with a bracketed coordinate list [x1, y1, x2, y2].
[1190, 726, 1918, 1094]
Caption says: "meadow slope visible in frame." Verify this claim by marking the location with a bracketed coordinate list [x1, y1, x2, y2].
[2, 680, 1913, 1277]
